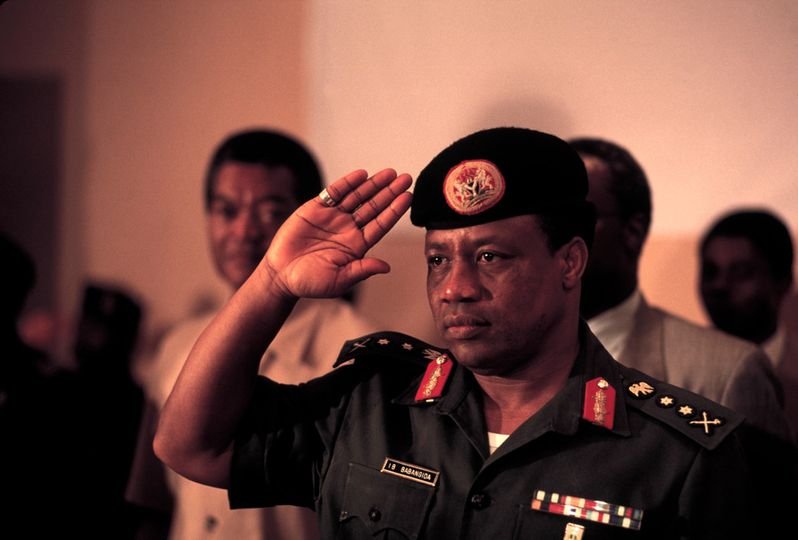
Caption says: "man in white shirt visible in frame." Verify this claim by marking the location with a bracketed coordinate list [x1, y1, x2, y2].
[126, 129, 376, 540]
[570, 137, 788, 439]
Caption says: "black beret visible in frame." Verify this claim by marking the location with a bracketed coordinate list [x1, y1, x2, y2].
[411, 127, 589, 229]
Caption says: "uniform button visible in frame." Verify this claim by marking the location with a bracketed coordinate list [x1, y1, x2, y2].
[469, 493, 491, 509]
[368, 507, 382, 521]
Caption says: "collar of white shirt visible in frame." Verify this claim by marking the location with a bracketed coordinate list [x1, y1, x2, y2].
[586, 289, 642, 361]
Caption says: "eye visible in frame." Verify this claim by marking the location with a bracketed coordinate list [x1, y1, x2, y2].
[257, 206, 289, 225]
[211, 203, 238, 221]
[479, 251, 496, 263]
[427, 255, 446, 268]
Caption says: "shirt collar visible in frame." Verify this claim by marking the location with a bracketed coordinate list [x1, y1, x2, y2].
[394, 322, 632, 441]
[587, 289, 642, 360]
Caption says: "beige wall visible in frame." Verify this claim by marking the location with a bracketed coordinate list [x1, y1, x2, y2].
[80, 1, 311, 334]
[2, 0, 313, 351]
[2, 0, 796, 356]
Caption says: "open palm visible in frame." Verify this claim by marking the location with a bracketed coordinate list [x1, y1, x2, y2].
[265, 169, 413, 299]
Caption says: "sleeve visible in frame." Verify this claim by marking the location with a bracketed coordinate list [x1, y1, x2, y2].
[228, 365, 363, 509]
[720, 348, 791, 439]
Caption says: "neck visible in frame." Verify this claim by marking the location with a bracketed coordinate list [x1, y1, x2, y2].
[475, 336, 578, 434]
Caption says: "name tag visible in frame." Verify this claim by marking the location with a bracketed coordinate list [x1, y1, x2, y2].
[380, 458, 440, 487]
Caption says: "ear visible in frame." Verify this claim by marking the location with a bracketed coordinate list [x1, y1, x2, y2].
[560, 237, 589, 291]
[623, 212, 648, 258]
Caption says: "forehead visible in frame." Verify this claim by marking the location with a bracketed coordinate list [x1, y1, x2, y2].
[703, 236, 760, 264]
[212, 162, 297, 200]
[425, 214, 543, 249]
[581, 155, 615, 208]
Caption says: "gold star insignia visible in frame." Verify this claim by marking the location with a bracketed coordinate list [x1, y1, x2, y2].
[677, 405, 695, 418]
[378, 338, 390, 345]
[402, 343, 413, 350]
[657, 395, 675, 407]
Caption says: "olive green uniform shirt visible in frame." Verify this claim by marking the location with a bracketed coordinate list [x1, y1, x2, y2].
[230, 326, 755, 539]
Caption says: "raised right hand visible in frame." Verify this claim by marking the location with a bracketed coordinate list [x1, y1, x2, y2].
[262, 168, 413, 300]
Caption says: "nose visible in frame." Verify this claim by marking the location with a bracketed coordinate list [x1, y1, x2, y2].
[231, 209, 263, 241]
[440, 260, 482, 303]
[700, 269, 733, 304]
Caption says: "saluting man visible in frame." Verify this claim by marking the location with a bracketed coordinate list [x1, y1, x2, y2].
[155, 127, 756, 538]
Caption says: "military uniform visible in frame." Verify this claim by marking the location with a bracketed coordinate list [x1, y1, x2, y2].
[230, 326, 753, 539]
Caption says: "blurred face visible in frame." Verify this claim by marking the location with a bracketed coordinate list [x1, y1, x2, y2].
[425, 215, 574, 376]
[579, 156, 631, 315]
[207, 162, 299, 289]
[700, 236, 782, 343]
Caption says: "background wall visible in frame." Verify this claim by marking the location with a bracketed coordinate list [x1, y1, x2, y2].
[1, 0, 796, 361]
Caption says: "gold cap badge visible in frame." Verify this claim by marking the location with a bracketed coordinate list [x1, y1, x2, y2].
[442, 159, 505, 215]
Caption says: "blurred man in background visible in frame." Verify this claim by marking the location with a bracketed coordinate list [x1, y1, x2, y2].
[570, 137, 788, 438]
[700, 208, 798, 440]
[126, 129, 376, 540]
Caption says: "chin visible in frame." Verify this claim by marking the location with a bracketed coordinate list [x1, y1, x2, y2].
[447, 341, 493, 368]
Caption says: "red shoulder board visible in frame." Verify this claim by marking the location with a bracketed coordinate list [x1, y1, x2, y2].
[414, 354, 453, 402]
[582, 377, 616, 430]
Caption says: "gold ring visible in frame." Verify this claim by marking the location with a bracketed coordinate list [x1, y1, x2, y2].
[318, 188, 337, 207]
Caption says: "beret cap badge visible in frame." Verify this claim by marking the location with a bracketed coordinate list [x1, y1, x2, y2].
[443, 159, 505, 216]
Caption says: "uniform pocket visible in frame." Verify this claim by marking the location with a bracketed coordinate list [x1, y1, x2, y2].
[337, 462, 435, 539]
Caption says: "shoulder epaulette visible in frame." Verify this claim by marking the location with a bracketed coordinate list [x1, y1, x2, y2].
[333, 331, 450, 370]
[617, 364, 743, 450]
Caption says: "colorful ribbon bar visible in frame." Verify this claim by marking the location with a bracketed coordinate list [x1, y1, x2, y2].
[531, 490, 643, 530]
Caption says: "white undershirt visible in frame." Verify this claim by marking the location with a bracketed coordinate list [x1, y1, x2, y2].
[487, 432, 510, 454]
[587, 290, 642, 361]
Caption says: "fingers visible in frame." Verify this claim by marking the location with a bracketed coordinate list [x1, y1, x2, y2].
[336, 169, 399, 214]
[341, 257, 392, 285]
[318, 168, 413, 246]
[320, 169, 368, 208]
[361, 175, 413, 247]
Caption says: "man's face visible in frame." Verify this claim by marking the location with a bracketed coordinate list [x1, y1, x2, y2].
[425, 215, 571, 376]
[207, 162, 299, 289]
[700, 235, 782, 342]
